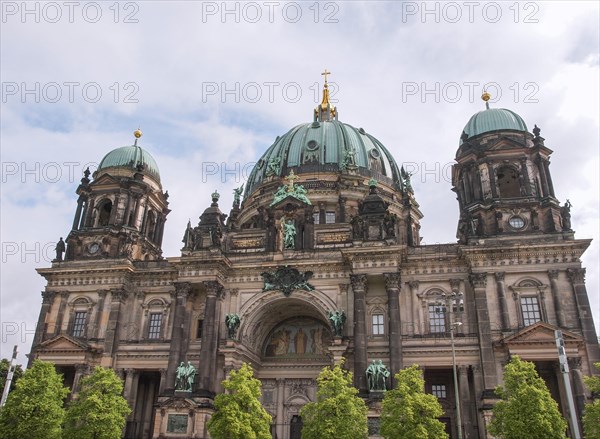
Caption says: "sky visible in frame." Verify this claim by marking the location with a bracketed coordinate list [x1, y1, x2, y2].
[1, 1, 598, 365]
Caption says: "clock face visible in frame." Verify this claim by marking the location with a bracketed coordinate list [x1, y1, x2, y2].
[509, 216, 525, 230]
[89, 243, 100, 254]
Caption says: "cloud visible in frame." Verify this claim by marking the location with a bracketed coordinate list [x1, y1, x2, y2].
[1, 1, 598, 364]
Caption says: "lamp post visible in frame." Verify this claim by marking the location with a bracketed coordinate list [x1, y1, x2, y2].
[437, 292, 464, 439]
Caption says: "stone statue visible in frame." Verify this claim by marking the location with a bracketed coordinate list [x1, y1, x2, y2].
[366, 359, 390, 391]
[225, 313, 241, 339]
[328, 310, 346, 337]
[341, 147, 356, 170]
[175, 361, 196, 392]
[181, 220, 195, 250]
[561, 199, 572, 231]
[283, 219, 296, 249]
[233, 185, 244, 207]
[55, 237, 66, 261]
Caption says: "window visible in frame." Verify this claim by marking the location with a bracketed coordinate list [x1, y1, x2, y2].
[196, 319, 204, 339]
[429, 304, 446, 333]
[496, 166, 521, 198]
[521, 296, 541, 326]
[148, 313, 162, 339]
[98, 200, 112, 226]
[313, 213, 320, 224]
[325, 211, 336, 224]
[372, 314, 385, 335]
[432, 384, 446, 399]
[71, 311, 87, 337]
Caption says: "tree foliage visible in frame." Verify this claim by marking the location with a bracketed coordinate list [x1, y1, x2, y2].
[0, 359, 69, 439]
[63, 366, 131, 439]
[489, 355, 567, 439]
[380, 364, 448, 439]
[300, 361, 368, 439]
[0, 358, 24, 395]
[207, 363, 272, 439]
[583, 362, 600, 439]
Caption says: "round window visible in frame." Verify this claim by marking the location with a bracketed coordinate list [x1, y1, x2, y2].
[369, 149, 381, 159]
[509, 216, 525, 230]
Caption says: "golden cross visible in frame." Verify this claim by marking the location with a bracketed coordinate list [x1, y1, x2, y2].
[321, 69, 331, 84]
[285, 170, 299, 192]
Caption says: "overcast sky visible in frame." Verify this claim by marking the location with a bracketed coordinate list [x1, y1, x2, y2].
[1, 1, 598, 365]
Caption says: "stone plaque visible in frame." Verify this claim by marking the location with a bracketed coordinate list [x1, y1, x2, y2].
[316, 231, 351, 244]
[167, 414, 188, 434]
[232, 238, 264, 249]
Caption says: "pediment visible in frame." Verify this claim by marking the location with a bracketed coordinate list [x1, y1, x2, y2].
[38, 334, 89, 351]
[269, 194, 311, 209]
[157, 397, 196, 409]
[90, 173, 120, 186]
[502, 322, 583, 346]
[486, 136, 526, 151]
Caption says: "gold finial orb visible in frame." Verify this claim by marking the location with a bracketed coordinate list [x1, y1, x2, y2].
[134, 129, 143, 139]
[481, 91, 491, 102]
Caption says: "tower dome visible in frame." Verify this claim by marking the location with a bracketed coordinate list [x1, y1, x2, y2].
[97, 130, 161, 183]
[460, 108, 528, 145]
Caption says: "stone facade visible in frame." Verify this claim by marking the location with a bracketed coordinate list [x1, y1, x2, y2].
[30, 92, 599, 439]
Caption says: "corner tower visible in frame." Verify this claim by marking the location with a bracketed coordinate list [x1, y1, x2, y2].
[65, 130, 170, 261]
[452, 93, 569, 244]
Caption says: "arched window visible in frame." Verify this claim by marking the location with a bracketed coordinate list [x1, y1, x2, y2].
[496, 166, 521, 198]
[98, 200, 113, 226]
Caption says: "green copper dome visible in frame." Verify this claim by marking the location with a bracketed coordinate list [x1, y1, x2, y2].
[460, 108, 528, 145]
[97, 145, 161, 182]
[244, 120, 401, 198]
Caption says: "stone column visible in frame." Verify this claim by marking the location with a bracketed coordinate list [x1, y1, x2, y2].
[197, 281, 223, 396]
[72, 363, 89, 394]
[164, 282, 191, 394]
[103, 289, 128, 359]
[83, 198, 95, 227]
[568, 357, 586, 425]
[567, 268, 600, 366]
[548, 270, 566, 328]
[276, 378, 285, 439]
[408, 281, 421, 336]
[494, 272, 510, 331]
[157, 368, 168, 395]
[351, 274, 368, 394]
[92, 290, 107, 340]
[458, 365, 474, 439]
[520, 158, 532, 196]
[536, 157, 550, 197]
[123, 368, 136, 405]
[486, 162, 498, 199]
[109, 193, 120, 224]
[543, 159, 555, 197]
[72, 197, 84, 230]
[384, 273, 402, 380]
[32, 291, 56, 348]
[469, 273, 498, 392]
[54, 291, 70, 336]
[471, 364, 486, 436]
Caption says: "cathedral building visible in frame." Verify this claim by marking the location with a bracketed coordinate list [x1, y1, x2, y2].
[29, 76, 599, 439]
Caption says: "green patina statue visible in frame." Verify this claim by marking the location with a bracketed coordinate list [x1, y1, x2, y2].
[366, 359, 390, 391]
[225, 313, 241, 339]
[175, 361, 196, 392]
[328, 310, 346, 337]
[283, 219, 296, 249]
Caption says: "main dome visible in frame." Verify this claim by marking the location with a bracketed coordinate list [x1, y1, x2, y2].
[244, 120, 401, 198]
[97, 144, 161, 182]
[460, 107, 528, 145]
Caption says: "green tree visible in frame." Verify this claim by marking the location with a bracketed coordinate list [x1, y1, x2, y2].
[300, 361, 368, 439]
[0, 358, 24, 394]
[63, 366, 131, 439]
[583, 362, 600, 439]
[489, 355, 567, 439]
[380, 364, 448, 439]
[0, 359, 69, 439]
[207, 363, 272, 439]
